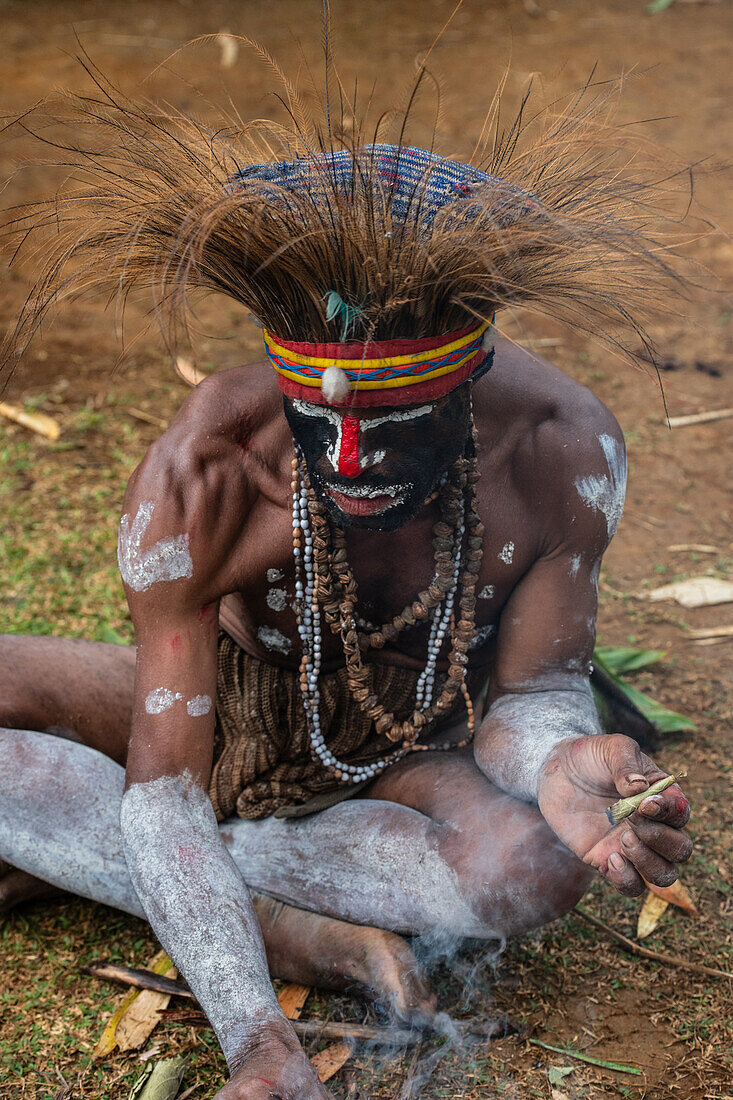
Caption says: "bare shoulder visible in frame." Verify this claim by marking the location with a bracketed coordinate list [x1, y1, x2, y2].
[120, 362, 290, 602]
[473, 340, 627, 552]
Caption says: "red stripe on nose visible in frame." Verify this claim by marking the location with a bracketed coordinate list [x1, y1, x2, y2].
[338, 415, 361, 478]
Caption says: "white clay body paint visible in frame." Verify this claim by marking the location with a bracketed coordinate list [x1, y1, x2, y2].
[186, 694, 212, 717]
[568, 553, 582, 581]
[121, 775, 282, 1067]
[118, 501, 193, 592]
[475, 683, 601, 803]
[222, 803, 490, 939]
[145, 688, 183, 714]
[257, 625, 291, 655]
[266, 568, 284, 582]
[0, 728, 145, 918]
[498, 541, 514, 565]
[574, 433, 627, 540]
[478, 585, 495, 600]
[266, 588, 288, 612]
[468, 623, 496, 651]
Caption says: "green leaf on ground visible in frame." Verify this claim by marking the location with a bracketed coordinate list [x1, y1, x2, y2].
[593, 647, 696, 733]
[594, 645, 665, 674]
[548, 1065, 574, 1085]
[530, 1039, 642, 1075]
[130, 1056, 187, 1100]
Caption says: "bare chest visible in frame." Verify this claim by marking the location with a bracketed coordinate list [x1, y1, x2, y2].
[223, 476, 538, 669]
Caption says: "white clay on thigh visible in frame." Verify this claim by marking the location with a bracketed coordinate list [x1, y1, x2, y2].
[0, 729, 144, 916]
[220, 801, 490, 939]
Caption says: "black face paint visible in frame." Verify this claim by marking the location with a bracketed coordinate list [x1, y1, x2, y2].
[284, 387, 472, 531]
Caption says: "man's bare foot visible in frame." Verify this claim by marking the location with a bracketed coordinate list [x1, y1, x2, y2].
[215, 1020, 328, 1099]
[0, 860, 65, 911]
[252, 895, 437, 1026]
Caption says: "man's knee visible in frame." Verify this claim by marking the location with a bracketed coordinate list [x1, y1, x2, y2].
[434, 809, 593, 939]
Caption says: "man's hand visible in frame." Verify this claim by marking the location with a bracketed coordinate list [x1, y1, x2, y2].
[215, 1021, 329, 1099]
[537, 734, 692, 896]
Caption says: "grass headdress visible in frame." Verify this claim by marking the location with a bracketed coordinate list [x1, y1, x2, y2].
[1, 42, 691, 405]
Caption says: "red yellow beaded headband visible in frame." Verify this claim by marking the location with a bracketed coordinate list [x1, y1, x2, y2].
[264, 317, 494, 407]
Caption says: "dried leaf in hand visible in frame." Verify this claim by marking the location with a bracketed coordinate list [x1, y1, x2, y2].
[643, 876, 698, 914]
[277, 983, 311, 1019]
[637, 891, 669, 939]
[310, 1041, 352, 1083]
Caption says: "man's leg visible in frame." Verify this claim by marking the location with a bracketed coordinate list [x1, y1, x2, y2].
[1, 721, 590, 940]
[0, 633, 136, 908]
[0, 725, 435, 1019]
[218, 748, 593, 940]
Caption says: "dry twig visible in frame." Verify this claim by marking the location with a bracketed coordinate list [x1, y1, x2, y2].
[668, 407, 733, 428]
[576, 908, 733, 979]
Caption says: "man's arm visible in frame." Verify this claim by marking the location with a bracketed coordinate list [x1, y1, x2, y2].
[117, 415, 325, 1097]
[474, 422, 692, 896]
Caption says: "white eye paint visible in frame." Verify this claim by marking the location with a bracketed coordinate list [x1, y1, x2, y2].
[568, 553, 582, 581]
[145, 688, 183, 714]
[478, 585, 495, 600]
[468, 623, 496, 650]
[292, 399, 434, 474]
[118, 501, 193, 592]
[257, 626, 291, 655]
[498, 541, 515, 565]
[186, 694, 212, 717]
[359, 405, 434, 430]
[266, 568, 284, 582]
[266, 588, 287, 612]
[574, 433, 627, 540]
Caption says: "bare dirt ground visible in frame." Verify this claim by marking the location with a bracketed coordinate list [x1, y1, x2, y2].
[0, 1, 731, 1097]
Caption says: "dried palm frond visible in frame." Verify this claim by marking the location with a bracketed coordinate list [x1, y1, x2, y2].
[0, 43, 696, 387]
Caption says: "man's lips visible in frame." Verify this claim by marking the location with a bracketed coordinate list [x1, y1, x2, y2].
[326, 487, 406, 515]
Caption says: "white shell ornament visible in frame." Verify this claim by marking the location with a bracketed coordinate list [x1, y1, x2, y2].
[321, 364, 351, 404]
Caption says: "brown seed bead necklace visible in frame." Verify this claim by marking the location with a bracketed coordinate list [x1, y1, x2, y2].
[291, 421, 483, 783]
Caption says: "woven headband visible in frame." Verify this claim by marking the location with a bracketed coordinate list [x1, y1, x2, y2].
[265, 318, 494, 407]
[232, 144, 520, 406]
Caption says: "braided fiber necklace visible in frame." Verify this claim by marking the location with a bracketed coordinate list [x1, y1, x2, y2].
[290, 421, 483, 784]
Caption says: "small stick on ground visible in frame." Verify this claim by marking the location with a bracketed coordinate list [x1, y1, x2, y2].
[163, 1011, 423, 1047]
[85, 962, 518, 1047]
[83, 963, 195, 1000]
[394, 1040, 425, 1099]
[576, 908, 733, 980]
